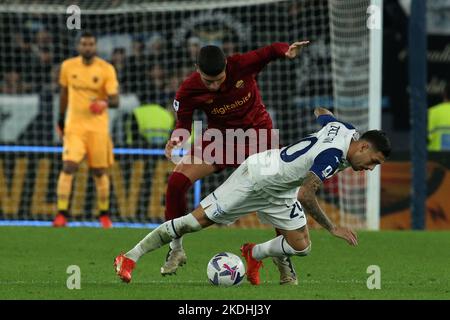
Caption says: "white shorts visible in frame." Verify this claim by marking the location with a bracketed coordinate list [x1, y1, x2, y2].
[200, 163, 307, 231]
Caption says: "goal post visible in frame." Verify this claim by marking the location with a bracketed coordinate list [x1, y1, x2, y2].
[329, 0, 383, 230]
[367, 0, 383, 231]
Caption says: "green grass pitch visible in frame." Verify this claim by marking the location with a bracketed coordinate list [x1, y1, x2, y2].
[1, 226, 449, 300]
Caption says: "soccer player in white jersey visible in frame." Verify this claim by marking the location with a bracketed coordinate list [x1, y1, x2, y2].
[114, 107, 391, 285]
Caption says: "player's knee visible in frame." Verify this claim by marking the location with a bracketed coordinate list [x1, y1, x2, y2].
[91, 168, 106, 177]
[287, 239, 311, 256]
[163, 214, 202, 239]
[62, 162, 78, 174]
[294, 241, 311, 256]
[167, 171, 192, 191]
[173, 161, 186, 173]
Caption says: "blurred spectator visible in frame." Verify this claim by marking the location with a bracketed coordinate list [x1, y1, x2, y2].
[10, 32, 34, 78]
[123, 39, 146, 94]
[185, 36, 201, 69]
[144, 63, 168, 106]
[125, 98, 175, 147]
[111, 47, 126, 85]
[148, 63, 165, 87]
[0, 71, 31, 94]
[428, 82, 450, 151]
[180, 65, 194, 79]
[30, 46, 54, 92]
[131, 39, 145, 58]
[147, 33, 165, 62]
[222, 36, 238, 57]
[164, 71, 183, 106]
[33, 29, 53, 53]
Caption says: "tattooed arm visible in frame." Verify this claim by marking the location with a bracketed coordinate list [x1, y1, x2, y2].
[298, 172, 358, 246]
[298, 172, 335, 231]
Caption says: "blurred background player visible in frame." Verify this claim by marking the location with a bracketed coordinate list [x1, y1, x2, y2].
[161, 41, 309, 284]
[114, 108, 391, 285]
[428, 82, 450, 151]
[52, 32, 119, 228]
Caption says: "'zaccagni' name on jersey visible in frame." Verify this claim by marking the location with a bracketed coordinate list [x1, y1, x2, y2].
[323, 125, 340, 143]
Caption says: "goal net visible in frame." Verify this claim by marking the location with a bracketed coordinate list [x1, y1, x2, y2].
[0, 0, 378, 229]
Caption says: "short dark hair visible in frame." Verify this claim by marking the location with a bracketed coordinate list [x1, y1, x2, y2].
[361, 130, 391, 158]
[79, 31, 96, 42]
[197, 45, 226, 76]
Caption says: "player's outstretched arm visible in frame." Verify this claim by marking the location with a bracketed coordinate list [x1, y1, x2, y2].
[314, 107, 334, 118]
[285, 41, 310, 59]
[298, 172, 358, 246]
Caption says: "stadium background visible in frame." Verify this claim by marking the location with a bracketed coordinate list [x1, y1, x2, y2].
[0, 0, 449, 229]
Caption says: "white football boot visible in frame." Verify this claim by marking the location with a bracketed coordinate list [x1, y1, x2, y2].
[272, 256, 298, 285]
[160, 248, 187, 276]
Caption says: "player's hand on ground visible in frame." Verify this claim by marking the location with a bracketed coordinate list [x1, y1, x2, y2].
[89, 99, 108, 114]
[330, 226, 358, 246]
[285, 40, 310, 59]
[165, 137, 181, 160]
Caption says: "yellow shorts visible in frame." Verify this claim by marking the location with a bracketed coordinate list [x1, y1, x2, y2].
[62, 131, 114, 168]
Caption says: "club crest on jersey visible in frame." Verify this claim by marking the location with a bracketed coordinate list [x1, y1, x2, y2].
[235, 80, 244, 88]
[173, 99, 180, 111]
[92, 76, 99, 83]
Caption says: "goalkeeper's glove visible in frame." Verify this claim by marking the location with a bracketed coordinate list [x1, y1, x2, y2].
[89, 99, 108, 114]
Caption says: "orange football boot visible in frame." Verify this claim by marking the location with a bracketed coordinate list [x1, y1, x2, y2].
[114, 254, 136, 283]
[99, 215, 113, 229]
[240, 243, 263, 285]
[52, 213, 67, 227]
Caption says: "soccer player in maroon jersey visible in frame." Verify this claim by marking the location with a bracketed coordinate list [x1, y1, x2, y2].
[161, 41, 309, 284]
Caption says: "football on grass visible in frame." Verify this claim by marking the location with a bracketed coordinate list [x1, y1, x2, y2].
[207, 252, 245, 286]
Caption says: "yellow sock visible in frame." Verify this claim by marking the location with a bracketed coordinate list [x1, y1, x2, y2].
[94, 174, 110, 212]
[57, 172, 73, 211]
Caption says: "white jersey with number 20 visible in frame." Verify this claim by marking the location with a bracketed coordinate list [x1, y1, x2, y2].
[246, 115, 358, 205]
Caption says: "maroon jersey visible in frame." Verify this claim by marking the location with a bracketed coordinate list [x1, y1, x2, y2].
[172, 42, 289, 137]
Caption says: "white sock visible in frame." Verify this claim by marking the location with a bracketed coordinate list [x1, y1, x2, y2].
[169, 237, 183, 250]
[125, 214, 201, 262]
[125, 244, 145, 262]
[252, 235, 296, 260]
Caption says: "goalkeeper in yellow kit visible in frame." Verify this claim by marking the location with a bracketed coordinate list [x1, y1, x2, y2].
[52, 32, 119, 228]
